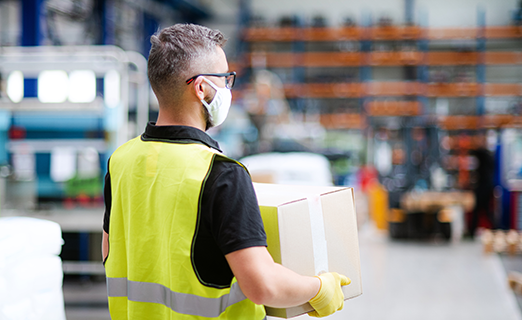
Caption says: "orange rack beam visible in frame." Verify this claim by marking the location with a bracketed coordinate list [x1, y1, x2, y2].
[365, 101, 422, 116]
[484, 26, 522, 39]
[482, 115, 519, 128]
[438, 116, 480, 130]
[438, 115, 522, 130]
[368, 26, 423, 40]
[280, 82, 521, 98]
[261, 52, 298, 68]
[427, 83, 480, 97]
[284, 82, 424, 97]
[368, 51, 423, 66]
[426, 52, 480, 65]
[502, 116, 522, 127]
[243, 27, 364, 42]
[244, 26, 522, 42]
[484, 84, 522, 96]
[427, 28, 478, 40]
[301, 27, 362, 41]
[245, 51, 522, 67]
[301, 28, 342, 41]
[243, 27, 299, 41]
[484, 52, 522, 64]
[366, 82, 423, 96]
[245, 52, 363, 67]
[302, 52, 362, 67]
[283, 84, 302, 98]
[320, 113, 365, 129]
[283, 83, 363, 98]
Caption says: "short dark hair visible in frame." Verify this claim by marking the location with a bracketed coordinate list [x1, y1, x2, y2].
[147, 24, 226, 101]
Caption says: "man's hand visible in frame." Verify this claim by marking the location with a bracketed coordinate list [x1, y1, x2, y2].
[308, 272, 351, 318]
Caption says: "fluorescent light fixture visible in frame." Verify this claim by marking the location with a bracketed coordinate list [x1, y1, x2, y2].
[104, 70, 120, 108]
[69, 70, 96, 103]
[7, 71, 24, 103]
[38, 70, 69, 103]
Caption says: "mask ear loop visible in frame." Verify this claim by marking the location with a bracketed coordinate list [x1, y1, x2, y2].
[200, 77, 217, 109]
[200, 77, 219, 107]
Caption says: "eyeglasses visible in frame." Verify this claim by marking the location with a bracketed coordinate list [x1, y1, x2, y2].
[185, 72, 236, 89]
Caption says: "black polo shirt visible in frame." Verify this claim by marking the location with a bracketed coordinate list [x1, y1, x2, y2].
[103, 122, 267, 287]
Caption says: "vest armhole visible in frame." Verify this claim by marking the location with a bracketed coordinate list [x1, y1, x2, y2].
[191, 154, 232, 290]
[213, 154, 250, 175]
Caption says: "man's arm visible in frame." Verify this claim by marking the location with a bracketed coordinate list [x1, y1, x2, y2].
[226, 246, 320, 307]
[102, 230, 109, 262]
[102, 168, 111, 263]
[210, 160, 349, 315]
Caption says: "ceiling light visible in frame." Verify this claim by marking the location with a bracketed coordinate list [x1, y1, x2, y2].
[69, 70, 96, 103]
[38, 70, 69, 103]
[7, 71, 24, 103]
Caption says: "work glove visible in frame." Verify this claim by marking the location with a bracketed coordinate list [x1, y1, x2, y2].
[308, 272, 351, 318]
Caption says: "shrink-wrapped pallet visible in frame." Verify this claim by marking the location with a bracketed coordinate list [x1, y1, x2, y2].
[0, 217, 65, 320]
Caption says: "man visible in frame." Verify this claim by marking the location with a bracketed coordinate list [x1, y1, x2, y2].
[468, 132, 496, 238]
[102, 23, 350, 319]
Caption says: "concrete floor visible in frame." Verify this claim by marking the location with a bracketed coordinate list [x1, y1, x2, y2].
[63, 224, 522, 320]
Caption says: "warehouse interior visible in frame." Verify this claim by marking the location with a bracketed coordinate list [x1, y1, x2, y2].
[1, 0, 522, 319]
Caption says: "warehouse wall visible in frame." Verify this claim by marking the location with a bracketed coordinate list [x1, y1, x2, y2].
[251, 0, 519, 27]
[418, 0, 518, 27]
[204, 0, 242, 59]
[0, 0, 20, 46]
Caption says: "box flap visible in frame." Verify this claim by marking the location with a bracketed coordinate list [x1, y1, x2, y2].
[253, 182, 350, 207]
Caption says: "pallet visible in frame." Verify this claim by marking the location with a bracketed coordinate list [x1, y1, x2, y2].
[508, 272, 522, 295]
[482, 229, 521, 255]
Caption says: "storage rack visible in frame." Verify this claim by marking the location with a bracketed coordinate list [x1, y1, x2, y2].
[239, 23, 522, 231]
[239, 25, 522, 129]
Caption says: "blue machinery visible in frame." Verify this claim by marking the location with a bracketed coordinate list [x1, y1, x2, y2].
[1, 0, 212, 208]
[0, 0, 211, 275]
[0, 46, 149, 208]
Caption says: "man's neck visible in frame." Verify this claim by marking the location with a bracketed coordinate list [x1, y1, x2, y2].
[155, 103, 206, 131]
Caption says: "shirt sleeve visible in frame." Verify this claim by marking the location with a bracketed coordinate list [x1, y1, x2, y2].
[202, 157, 267, 255]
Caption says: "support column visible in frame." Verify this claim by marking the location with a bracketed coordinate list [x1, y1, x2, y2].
[143, 13, 159, 58]
[476, 7, 486, 116]
[21, 0, 43, 46]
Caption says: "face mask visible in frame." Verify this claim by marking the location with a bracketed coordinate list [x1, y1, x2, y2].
[201, 77, 232, 128]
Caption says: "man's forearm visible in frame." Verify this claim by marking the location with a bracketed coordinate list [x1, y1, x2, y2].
[261, 262, 321, 308]
[102, 231, 109, 262]
[226, 246, 320, 307]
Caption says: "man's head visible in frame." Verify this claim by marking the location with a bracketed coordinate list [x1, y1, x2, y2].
[147, 24, 228, 109]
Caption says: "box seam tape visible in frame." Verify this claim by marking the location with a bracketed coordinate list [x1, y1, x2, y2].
[307, 195, 329, 276]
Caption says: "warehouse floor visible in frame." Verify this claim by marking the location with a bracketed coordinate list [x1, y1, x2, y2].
[63, 224, 522, 320]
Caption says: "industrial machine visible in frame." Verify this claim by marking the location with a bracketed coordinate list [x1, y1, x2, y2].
[0, 46, 149, 210]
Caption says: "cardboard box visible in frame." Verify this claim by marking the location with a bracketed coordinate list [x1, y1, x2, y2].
[253, 183, 362, 318]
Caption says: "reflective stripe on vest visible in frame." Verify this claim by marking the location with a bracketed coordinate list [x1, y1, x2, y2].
[107, 277, 247, 318]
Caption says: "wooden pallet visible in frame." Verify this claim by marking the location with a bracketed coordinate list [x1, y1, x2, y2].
[508, 272, 522, 295]
[482, 229, 521, 255]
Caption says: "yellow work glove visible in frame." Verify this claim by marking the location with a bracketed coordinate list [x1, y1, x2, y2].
[308, 272, 351, 318]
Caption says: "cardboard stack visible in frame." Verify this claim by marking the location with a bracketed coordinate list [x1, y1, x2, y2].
[253, 183, 362, 318]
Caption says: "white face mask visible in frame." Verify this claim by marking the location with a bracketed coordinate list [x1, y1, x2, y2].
[201, 77, 232, 128]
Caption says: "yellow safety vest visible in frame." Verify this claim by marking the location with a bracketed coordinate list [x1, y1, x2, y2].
[105, 136, 266, 319]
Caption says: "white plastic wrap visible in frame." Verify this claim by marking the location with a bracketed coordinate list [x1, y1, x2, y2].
[0, 217, 65, 320]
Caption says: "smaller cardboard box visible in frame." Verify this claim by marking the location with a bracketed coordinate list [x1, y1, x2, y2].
[253, 183, 362, 318]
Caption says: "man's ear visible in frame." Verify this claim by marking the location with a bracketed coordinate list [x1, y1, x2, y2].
[193, 76, 206, 100]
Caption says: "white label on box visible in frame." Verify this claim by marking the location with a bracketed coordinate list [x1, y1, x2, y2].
[307, 195, 329, 275]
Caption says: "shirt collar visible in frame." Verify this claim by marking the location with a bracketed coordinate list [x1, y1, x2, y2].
[143, 122, 222, 152]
